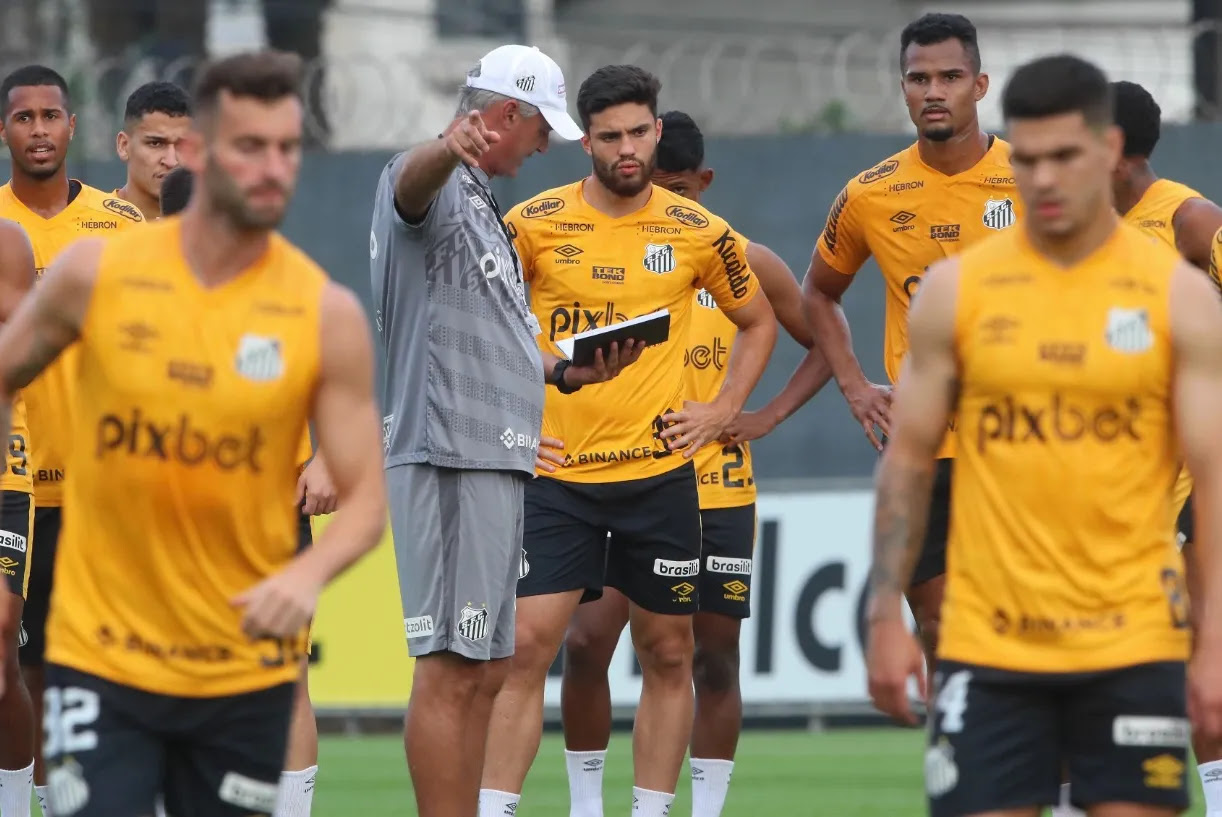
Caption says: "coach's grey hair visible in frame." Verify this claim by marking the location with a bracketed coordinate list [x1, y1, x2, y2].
[455, 86, 540, 118]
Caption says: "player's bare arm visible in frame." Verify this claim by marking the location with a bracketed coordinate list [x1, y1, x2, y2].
[1174, 198, 1222, 272]
[0, 219, 35, 323]
[864, 259, 959, 725]
[724, 242, 833, 443]
[233, 283, 387, 639]
[661, 289, 777, 455]
[0, 238, 100, 444]
[803, 252, 892, 450]
[1170, 261, 1222, 741]
[394, 113, 500, 223]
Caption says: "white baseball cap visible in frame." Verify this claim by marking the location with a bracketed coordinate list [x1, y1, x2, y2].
[465, 44, 583, 141]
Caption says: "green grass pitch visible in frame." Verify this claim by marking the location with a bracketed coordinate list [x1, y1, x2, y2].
[309, 728, 1208, 816]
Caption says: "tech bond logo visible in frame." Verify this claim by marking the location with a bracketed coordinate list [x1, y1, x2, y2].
[591, 266, 625, 284]
[930, 224, 961, 241]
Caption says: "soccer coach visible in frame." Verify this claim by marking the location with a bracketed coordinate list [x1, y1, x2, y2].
[369, 44, 643, 817]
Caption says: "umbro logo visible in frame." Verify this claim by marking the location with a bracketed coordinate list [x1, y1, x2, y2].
[890, 211, 916, 232]
[555, 244, 583, 258]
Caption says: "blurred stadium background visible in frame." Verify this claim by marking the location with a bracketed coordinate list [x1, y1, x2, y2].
[4, 0, 1222, 813]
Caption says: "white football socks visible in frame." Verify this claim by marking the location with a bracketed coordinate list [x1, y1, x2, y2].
[1199, 759, 1222, 817]
[0, 762, 33, 817]
[631, 786, 674, 817]
[1050, 782, 1085, 817]
[273, 765, 317, 817]
[690, 758, 734, 817]
[34, 785, 50, 817]
[565, 749, 607, 817]
[478, 788, 521, 817]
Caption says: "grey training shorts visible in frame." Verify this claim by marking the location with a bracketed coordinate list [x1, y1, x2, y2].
[389, 463, 525, 661]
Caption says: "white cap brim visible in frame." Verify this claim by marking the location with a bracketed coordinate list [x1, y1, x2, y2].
[540, 105, 583, 141]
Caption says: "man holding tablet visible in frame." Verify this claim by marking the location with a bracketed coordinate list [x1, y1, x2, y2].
[477, 64, 776, 817]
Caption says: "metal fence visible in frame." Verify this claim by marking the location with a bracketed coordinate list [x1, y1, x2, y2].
[1, 2, 1220, 153]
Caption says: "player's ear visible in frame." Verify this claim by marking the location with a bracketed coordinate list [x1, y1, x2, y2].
[115, 130, 129, 162]
[699, 168, 714, 191]
[502, 99, 518, 127]
[975, 72, 989, 102]
[655, 116, 663, 144]
[581, 133, 591, 157]
[67, 113, 76, 141]
[1104, 124, 1123, 168]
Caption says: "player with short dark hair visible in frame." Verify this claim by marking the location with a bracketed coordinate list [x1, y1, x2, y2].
[114, 80, 192, 220]
[867, 53, 1222, 817]
[478, 66, 778, 817]
[0, 217, 37, 817]
[0, 62, 146, 817]
[804, 12, 1021, 680]
[1110, 77, 1222, 817]
[160, 167, 331, 817]
[557, 109, 831, 817]
[2, 50, 387, 816]
[1108, 95, 1222, 776]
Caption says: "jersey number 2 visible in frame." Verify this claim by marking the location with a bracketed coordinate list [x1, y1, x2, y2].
[721, 445, 746, 488]
[43, 687, 100, 757]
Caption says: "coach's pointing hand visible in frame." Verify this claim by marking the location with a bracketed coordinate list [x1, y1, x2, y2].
[444, 110, 501, 167]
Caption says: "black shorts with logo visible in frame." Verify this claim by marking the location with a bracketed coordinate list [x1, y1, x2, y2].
[21, 505, 61, 665]
[1177, 493, 1194, 547]
[44, 664, 293, 817]
[911, 457, 953, 587]
[697, 504, 756, 619]
[519, 462, 702, 614]
[0, 490, 33, 599]
[926, 659, 1189, 817]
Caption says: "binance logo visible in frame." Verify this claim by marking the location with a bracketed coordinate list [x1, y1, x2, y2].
[671, 582, 695, 597]
[1142, 754, 1184, 789]
[554, 244, 583, 258]
[723, 580, 749, 595]
[890, 211, 916, 233]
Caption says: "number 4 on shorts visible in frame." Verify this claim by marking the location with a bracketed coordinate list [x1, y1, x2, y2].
[933, 670, 972, 734]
